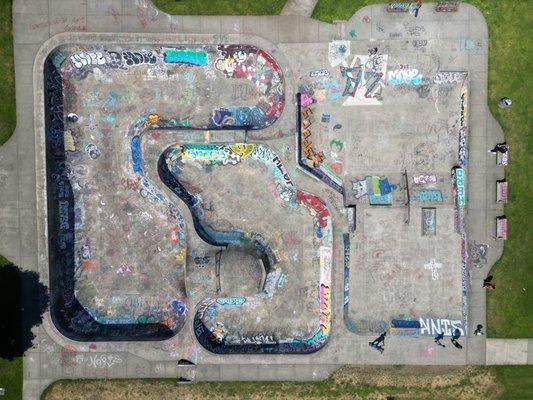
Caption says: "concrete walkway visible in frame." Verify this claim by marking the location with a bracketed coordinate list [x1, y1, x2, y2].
[281, 0, 318, 17]
[1, 1, 531, 399]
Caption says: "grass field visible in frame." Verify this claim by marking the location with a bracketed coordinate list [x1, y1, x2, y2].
[151, 0, 286, 15]
[41, 365, 533, 400]
[312, 0, 533, 338]
[0, 0, 15, 145]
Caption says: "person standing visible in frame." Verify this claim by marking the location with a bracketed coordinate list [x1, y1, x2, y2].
[412, 0, 422, 17]
[483, 276, 496, 290]
[474, 324, 484, 336]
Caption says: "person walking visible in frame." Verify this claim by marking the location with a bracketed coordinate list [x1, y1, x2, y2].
[434, 332, 445, 347]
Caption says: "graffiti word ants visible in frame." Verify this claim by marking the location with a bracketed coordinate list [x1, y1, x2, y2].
[419, 317, 464, 336]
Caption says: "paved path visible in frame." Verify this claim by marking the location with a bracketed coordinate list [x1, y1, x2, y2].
[281, 0, 318, 17]
[0, 1, 530, 399]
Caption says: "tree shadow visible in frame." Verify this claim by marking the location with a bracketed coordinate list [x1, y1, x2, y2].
[0, 263, 49, 360]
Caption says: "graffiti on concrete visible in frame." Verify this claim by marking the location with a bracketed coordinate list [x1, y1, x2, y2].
[44, 42, 289, 342]
[459, 38, 482, 52]
[419, 317, 464, 336]
[421, 207, 436, 236]
[160, 143, 332, 354]
[424, 259, 442, 280]
[70, 50, 157, 69]
[454, 167, 466, 207]
[328, 41, 350, 68]
[162, 48, 208, 66]
[387, 3, 411, 12]
[387, 68, 422, 86]
[309, 68, 330, 78]
[458, 85, 469, 167]
[351, 176, 398, 205]
[412, 190, 443, 202]
[390, 317, 421, 337]
[75, 353, 123, 369]
[216, 297, 246, 307]
[413, 173, 437, 185]
[434, 71, 467, 85]
[412, 39, 428, 49]
[342, 233, 350, 312]
[436, 1, 459, 12]
[300, 106, 324, 168]
[339, 54, 387, 105]
[297, 99, 343, 194]
[213, 45, 284, 128]
[69, 51, 106, 68]
[468, 241, 488, 269]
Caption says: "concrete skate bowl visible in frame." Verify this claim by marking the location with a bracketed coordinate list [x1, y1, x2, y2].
[158, 143, 332, 354]
[44, 43, 331, 352]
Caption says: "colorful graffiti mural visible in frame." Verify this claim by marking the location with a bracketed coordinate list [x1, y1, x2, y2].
[44, 42, 287, 342]
[297, 97, 344, 194]
[213, 45, 284, 128]
[337, 54, 388, 106]
[351, 176, 398, 205]
[158, 143, 332, 354]
[162, 48, 208, 66]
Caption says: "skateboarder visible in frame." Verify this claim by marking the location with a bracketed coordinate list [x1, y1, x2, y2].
[451, 328, 463, 349]
[451, 338, 463, 349]
[434, 332, 445, 347]
[369, 332, 386, 353]
[370, 332, 386, 347]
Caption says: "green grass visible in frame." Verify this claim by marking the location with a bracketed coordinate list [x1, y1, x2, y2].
[0, 256, 22, 400]
[492, 365, 533, 400]
[0, 0, 15, 145]
[313, 0, 533, 338]
[41, 366, 533, 400]
[0, 357, 22, 400]
[151, 0, 286, 15]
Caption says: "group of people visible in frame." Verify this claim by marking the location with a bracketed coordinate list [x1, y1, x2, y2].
[369, 324, 485, 354]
